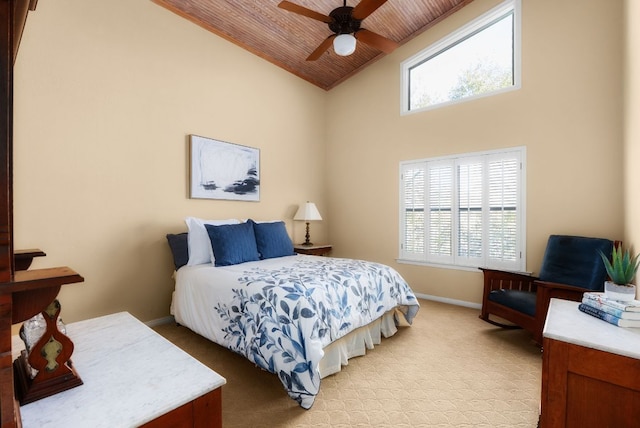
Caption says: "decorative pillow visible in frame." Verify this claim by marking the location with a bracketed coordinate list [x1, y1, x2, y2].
[166, 233, 189, 270]
[185, 217, 240, 266]
[250, 219, 296, 260]
[205, 222, 260, 266]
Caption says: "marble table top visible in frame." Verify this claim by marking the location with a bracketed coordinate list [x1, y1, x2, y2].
[543, 298, 640, 359]
[13, 311, 226, 428]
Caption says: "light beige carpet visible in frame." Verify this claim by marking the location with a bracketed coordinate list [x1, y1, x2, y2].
[153, 299, 542, 427]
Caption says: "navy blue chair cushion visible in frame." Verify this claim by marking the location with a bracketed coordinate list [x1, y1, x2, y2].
[205, 222, 260, 267]
[166, 233, 189, 270]
[538, 235, 613, 291]
[488, 289, 537, 317]
[250, 219, 296, 260]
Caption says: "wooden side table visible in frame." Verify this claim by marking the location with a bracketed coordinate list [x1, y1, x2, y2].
[13, 312, 226, 428]
[540, 299, 640, 427]
[294, 244, 332, 256]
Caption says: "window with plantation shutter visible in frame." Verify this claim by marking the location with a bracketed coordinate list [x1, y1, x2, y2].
[399, 147, 526, 272]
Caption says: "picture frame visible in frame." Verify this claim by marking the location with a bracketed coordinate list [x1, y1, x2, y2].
[189, 135, 260, 201]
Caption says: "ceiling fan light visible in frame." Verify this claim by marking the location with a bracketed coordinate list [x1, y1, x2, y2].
[333, 34, 356, 56]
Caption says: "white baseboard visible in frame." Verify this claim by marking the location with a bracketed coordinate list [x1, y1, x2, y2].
[414, 292, 482, 310]
[145, 315, 175, 328]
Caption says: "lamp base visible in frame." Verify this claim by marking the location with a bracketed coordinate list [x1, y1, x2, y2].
[301, 222, 313, 247]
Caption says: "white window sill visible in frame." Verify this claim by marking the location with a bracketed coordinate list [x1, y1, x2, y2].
[396, 258, 530, 275]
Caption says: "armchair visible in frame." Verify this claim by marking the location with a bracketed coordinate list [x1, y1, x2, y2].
[479, 235, 614, 345]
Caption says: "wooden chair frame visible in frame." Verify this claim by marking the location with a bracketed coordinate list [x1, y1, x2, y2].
[479, 268, 592, 346]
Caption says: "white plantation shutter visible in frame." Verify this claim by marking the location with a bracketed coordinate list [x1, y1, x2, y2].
[399, 147, 525, 271]
[487, 153, 520, 267]
[456, 159, 483, 266]
[428, 162, 453, 263]
[400, 163, 426, 260]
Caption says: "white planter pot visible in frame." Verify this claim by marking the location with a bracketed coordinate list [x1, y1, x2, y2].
[604, 281, 637, 302]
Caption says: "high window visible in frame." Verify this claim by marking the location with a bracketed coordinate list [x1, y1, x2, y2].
[399, 147, 526, 272]
[401, 0, 521, 114]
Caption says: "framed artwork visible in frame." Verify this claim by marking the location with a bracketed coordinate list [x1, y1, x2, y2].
[190, 135, 260, 201]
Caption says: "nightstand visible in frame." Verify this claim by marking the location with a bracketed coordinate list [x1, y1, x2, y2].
[294, 244, 332, 256]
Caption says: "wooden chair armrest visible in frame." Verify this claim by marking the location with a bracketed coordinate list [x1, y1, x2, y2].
[534, 280, 588, 293]
[535, 280, 590, 305]
[479, 267, 538, 293]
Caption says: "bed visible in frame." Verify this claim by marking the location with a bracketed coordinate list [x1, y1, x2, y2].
[166, 217, 420, 409]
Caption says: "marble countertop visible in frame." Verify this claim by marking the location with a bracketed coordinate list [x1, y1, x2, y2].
[13, 311, 226, 428]
[543, 298, 640, 359]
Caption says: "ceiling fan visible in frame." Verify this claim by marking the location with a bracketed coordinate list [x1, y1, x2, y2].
[278, 0, 399, 61]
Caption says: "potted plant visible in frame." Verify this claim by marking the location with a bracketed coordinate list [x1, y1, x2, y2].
[598, 244, 640, 301]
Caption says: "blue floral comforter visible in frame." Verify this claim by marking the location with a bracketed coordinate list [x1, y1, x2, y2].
[172, 255, 419, 409]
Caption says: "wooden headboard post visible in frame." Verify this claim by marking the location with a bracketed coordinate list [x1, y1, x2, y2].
[1, 2, 84, 426]
[0, 0, 15, 285]
[0, 1, 19, 425]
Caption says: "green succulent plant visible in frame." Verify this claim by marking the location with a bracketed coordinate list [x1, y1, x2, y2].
[599, 244, 640, 286]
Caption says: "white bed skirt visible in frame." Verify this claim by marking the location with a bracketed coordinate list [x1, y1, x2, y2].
[172, 290, 408, 380]
[319, 308, 406, 378]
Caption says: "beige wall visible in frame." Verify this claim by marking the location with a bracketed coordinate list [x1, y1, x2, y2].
[13, 0, 327, 324]
[624, 0, 640, 298]
[325, 0, 625, 304]
[12, 0, 629, 324]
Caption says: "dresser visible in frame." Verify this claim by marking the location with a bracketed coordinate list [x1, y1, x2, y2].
[13, 312, 226, 428]
[540, 299, 640, 428]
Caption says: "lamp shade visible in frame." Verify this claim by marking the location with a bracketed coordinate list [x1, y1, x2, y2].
[294, 202, 322, 221]
[333, 34, 356, 56]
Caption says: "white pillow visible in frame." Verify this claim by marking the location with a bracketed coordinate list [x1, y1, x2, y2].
[185, 217, 240, 266]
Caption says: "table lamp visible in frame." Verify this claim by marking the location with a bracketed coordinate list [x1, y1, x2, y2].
[294, 202, 322, 246]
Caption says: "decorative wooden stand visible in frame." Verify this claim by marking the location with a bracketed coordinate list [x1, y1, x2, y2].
[0, 260, 83, 427]
[13, 299, 82, 405]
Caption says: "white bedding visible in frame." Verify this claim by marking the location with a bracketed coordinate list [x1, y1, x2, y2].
[171, 254, 419, 409]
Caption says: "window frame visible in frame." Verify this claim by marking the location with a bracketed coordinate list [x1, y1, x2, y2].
[400, 0, 521, 115]
[398, 146, 527, 272]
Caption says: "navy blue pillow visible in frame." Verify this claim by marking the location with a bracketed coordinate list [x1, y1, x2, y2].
[205, 222, 260, 267]
[166, 233, 189, 270]
[250, 219, 296, 260]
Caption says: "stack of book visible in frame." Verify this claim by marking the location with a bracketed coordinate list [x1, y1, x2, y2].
[579, 292, 640, 327]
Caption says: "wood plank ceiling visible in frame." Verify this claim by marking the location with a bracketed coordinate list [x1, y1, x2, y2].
[151, 0, 476, 90]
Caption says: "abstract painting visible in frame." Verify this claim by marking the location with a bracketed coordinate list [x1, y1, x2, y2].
[190, 135, 260, 201]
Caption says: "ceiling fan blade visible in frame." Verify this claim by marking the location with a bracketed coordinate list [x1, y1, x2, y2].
[355, 28, 398, 54]
[306, 35, 336, 61]
[278, 1, 333, 24]
[352, 0, 389, 20]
